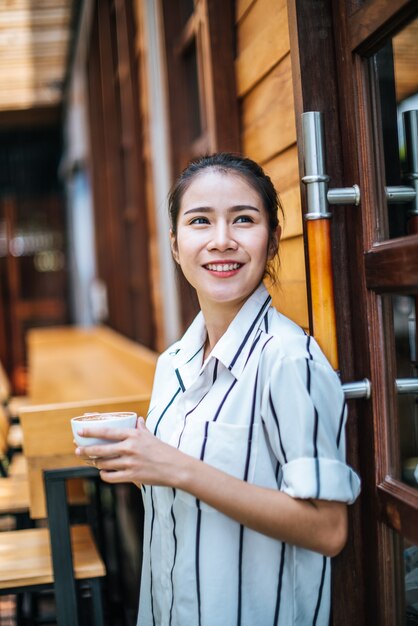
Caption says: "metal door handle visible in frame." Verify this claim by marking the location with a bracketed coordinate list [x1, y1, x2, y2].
[401, 110, 418, 217]
[395, 378, 418, 394]
[301, 111, 360, 220]
[301, 110, 418, 216]
[343, 379, 371, 399]
[342, 378, 418, 399]
[385, 186, 416, 203]
[384, 111, 418, 210]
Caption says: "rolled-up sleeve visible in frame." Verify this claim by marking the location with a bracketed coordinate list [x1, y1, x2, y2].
[263, 354, 361, 504]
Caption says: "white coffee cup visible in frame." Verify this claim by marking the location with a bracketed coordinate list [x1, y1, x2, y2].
[71, 411, 137, 447]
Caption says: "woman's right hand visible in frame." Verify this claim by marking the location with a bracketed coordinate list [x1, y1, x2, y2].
[74, 417, 187, 488]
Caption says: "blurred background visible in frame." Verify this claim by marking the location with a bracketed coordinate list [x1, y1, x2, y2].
[0, 0, 314, 399]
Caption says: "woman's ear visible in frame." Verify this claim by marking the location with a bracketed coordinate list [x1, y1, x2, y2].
[170, 229, 180, 264]
[268, 225, 281, 260]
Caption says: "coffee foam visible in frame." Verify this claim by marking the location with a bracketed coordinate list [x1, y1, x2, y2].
[73, 412, 135, 422]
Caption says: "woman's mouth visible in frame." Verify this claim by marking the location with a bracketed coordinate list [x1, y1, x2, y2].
[204, 263, 242, 272]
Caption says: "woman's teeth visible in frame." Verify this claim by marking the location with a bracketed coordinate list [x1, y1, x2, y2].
[206, 263, 241, 272]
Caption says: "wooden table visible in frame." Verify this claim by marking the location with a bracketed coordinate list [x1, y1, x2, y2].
[27, 325, 157, 404]
[19, 325, 158, 519]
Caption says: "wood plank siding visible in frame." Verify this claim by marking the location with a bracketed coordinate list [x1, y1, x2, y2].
[235, 0, 308, 329]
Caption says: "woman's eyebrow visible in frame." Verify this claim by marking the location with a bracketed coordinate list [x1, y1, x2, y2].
[230, 205, 260, 213]
[183, 205, 260, 216]
[183, 207, 212, 215]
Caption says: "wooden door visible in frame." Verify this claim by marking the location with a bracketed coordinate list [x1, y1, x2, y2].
[87, 0, 155, 348]
[288, 1, 418, 624]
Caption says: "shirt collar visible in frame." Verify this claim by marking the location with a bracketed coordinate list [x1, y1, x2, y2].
[210, 283, 272, 379]
[170, 283, 272, 386]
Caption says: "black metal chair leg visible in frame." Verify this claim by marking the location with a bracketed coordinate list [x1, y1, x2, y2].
[44, 467, 105, 626]
[90, 578, 104, 626]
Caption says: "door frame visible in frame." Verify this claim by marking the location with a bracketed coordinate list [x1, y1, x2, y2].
[287, 0, 418, 624]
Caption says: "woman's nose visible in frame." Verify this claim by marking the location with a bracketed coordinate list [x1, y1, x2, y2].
[207, 223, 238, 251]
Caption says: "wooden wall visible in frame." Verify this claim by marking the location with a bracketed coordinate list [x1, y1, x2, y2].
[235, 0, 308, 329]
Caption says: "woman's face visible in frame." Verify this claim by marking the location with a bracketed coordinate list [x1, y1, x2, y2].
[171, 170, 278, 316]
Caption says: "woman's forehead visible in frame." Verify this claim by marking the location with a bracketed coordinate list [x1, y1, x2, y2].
[181, 169, 261, 204]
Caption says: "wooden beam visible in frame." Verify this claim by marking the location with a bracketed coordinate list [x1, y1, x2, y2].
[348, 0, 417, 53]
[0, 106, 61, 128]
[378, 477, 418, 545]
[365, 235, 418, 293]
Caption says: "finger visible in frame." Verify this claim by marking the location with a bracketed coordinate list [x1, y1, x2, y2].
[75, 444, 119, 459]
[136, 417, 147, 431]
[96, 457, 127, 472]
[99, 469, 132, 484]
[75, 447, 95, 460]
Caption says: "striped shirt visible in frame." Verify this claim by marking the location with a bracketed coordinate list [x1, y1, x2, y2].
[137, 283, 360, 626]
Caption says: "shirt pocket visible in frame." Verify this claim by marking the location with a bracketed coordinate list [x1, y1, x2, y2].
[175, 420, 259, 512]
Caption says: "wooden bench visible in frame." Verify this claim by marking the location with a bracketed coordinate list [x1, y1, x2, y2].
[0, 526, 105, 589]
[0, 405, 30, 521]
[0, 475, 30, 517]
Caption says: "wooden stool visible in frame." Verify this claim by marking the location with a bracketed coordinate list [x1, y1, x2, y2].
[0, 525, 105, 625]
[0, 466, 106, 626]
[0, 526, 105, 588]
[0, 476, 30, 516]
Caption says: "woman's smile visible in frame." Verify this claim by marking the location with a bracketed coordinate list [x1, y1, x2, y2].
[203, 261, 243, 277]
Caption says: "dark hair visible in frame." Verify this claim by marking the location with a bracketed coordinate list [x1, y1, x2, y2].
[168, 153, 283, 281]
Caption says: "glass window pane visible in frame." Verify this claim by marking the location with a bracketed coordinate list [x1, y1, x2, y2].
[391, 294, 418, 488]
[183, 38, 202, 141]
[404, 539, 418, 624]
[372, 16, 418, 239]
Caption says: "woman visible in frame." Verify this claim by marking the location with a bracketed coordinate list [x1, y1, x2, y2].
[76, 153, 361, 626]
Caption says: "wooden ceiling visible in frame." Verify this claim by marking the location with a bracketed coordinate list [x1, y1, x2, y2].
[0, 0, 75, 113]
[0, 1, 416, 113]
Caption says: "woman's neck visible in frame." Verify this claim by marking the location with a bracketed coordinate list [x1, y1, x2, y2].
[200, 300, 244, 361]
[203, 324, 225, 361]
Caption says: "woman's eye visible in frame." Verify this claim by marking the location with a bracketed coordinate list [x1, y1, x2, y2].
[234, 215, 253, 224]
[190, 217, 209, 225]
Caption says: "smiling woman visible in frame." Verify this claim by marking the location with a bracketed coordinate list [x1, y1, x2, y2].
[75, 152, 361, 626]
